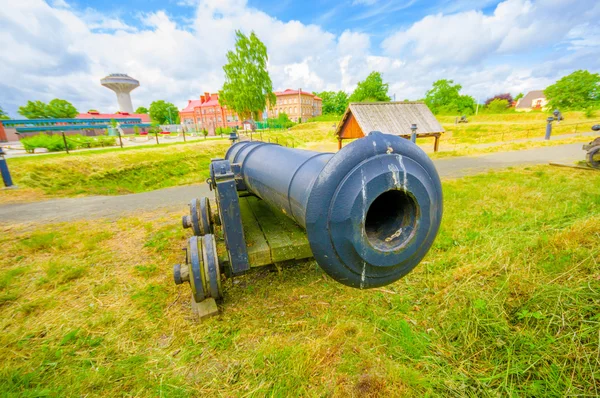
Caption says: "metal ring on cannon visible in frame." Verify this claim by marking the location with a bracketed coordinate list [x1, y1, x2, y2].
[181, 197, 213, 236]
[173, 235, 222, 303]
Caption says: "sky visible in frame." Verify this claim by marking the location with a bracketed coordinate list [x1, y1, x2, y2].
[0, 0, 599, 117]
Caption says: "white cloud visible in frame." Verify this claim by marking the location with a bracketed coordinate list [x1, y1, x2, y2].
[382, 0, 600, 67]
[0, 0, 598, 118]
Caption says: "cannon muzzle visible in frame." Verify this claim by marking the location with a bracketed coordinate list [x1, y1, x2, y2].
[225, 132, 443, 289]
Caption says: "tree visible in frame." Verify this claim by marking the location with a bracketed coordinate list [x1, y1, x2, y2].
[18, 99, 78, 119]
[487, 99, 510, 113]
[0, 106, 9, 120]
[135, 106, 149, 114]
[545, 70, 600, 110]
[219, 30, 276, 120]
[149, 100, 179, 124]
[514, 93, 524, 102]
[18, 100, 49, 119]
[485, 93, 513, 106]
[277, 113, 293, 128]
[349, 72, 391, 103]
[424, 79, 476, 115]
[317, 91, 349, 115]
[47, 99, 78, 118]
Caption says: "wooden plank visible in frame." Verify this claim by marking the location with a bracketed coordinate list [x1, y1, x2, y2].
[549, 162, 599, 171]
[246, 196, 312, 263]
[191, 295, 219, 320]
[239, 197, 272, 267]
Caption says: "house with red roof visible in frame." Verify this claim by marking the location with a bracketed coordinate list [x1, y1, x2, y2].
[179, 92, 240, 134]
[269, 88, 322, 122]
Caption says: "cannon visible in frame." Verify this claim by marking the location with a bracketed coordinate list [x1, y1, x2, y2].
[583, 136, 600, 169]
[174, 132, 443, 317]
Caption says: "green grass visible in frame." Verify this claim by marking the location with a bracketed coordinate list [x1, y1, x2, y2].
[0, 166, 598, 396]
[4, 139, 229, 198]
[2, 112, 598, 204]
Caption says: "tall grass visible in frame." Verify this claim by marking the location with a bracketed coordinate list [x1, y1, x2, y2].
[0, 166, 598, 396]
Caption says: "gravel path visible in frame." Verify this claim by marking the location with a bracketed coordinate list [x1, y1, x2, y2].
[0, 143, 586, 224]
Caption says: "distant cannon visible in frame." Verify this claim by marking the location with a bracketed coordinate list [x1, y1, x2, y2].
[583, 127, 600, 168]
[456, 115, 468, 124]
[174, 132, 443, 316]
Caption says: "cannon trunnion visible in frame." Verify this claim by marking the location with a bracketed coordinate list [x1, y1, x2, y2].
[176, 132, 443, 317]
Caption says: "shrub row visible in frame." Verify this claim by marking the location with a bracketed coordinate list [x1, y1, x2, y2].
[21, 134, 117, 153]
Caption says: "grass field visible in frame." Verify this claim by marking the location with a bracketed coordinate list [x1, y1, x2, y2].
[1, 166, 598, 396]
[1, 111, 597, 204]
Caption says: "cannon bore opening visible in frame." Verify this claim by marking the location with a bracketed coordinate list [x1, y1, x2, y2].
[365, 189, 419, 251]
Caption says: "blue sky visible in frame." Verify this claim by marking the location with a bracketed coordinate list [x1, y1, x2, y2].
[0, 0, 598, 117]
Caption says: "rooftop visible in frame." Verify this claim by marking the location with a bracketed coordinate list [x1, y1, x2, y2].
[274, 89, 322, 100]
[336, 101, 444, 137]
[76, 111, 150, 123]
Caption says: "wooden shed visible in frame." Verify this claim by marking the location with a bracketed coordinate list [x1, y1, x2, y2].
[335, 102, 444, 151]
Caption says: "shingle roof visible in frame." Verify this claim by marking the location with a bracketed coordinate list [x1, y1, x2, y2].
[515, 90, 545, 109]
[336, 102, 443, 137]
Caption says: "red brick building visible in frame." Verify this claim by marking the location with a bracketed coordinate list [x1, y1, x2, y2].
[179, 92, 240, 133]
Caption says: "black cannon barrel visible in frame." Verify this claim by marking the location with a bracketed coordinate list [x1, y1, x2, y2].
[226, 132, 443, 289]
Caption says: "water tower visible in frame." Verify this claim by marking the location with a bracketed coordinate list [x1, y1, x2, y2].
[100, 73, 140, 113]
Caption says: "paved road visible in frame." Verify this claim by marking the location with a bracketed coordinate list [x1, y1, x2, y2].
[0, 143, 586, 224]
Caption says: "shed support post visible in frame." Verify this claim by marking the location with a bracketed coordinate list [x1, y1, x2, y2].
[338, 138, 342, 151]
[434, 135, 440, 152]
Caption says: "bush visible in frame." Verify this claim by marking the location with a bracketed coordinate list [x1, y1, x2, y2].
[486, 99, 510, 113]
[584, 107, 597, 118]
[20, 134, 117, 153]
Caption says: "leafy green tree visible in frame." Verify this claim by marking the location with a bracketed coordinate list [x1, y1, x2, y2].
[277, 113, 293, 128]
[545, 70, 600, 110]
[18, 100, 49, 119]
[135, 106, 149, 114]
[424, 79, 476, 115]
[349, 72, 391, 103]
[514, 93, 524, 102]
[316, 91, 349, 115]
[18, 99, 78, 119]
[219, 30, 276, 120]
[487, 99, 510, 113]
[149, 100, 179, 124]
[47, 99, 78, 118]
[0, 106, 9, 120]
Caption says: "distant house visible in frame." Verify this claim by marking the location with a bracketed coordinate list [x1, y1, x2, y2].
[515, 90, 548, 112]
[335, 102, 444, 151]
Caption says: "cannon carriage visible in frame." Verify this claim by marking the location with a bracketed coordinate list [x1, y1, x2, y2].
[173, 132, 444, 318]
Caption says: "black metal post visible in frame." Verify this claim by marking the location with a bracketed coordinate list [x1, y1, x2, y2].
[545, 117, 553, 140]
[0, 147, 14, 187]
[62, 131, 69, 154]
[410, 124, 417, 143]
